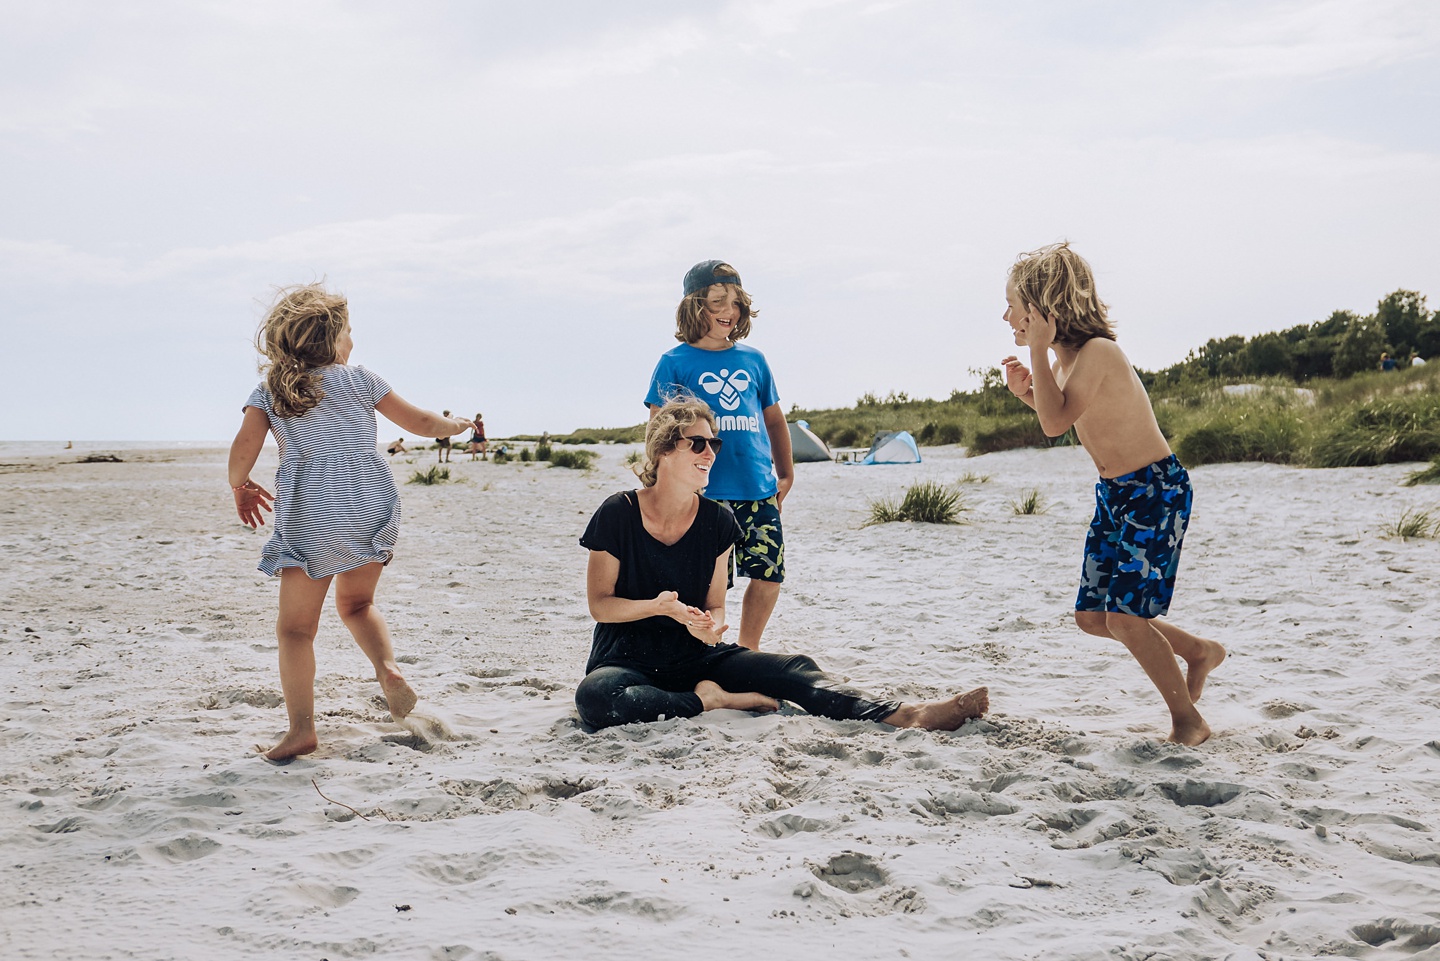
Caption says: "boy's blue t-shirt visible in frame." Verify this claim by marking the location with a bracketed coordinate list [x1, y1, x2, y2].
[645, 342, 779, 501]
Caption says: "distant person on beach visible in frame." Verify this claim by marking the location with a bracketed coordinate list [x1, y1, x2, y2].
[645, 260, 794, 651]
[469, 413, 487, 460]
[435, 412, 453, 462]
[386, 437, 407, 456]
[576, 396, 987, 731]
[1380, 352, 1399, 372]
[1000, 243, 1226, 746]
[228, 283, 474, 761]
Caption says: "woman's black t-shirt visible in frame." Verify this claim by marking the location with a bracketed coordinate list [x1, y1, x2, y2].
[580, 491, 741, 672]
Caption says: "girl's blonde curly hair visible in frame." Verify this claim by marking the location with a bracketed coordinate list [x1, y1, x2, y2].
[1009, 242, 1115, 349]
[255, 283, 350, 418]
[637, 395, 718, 487]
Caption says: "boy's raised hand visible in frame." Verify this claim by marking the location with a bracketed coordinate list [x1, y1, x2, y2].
[1023, 306, 1057, 352]
[1001, 355, 1033, 396]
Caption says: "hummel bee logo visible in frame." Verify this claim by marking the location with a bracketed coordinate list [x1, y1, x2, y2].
[698, 369, 752, 412]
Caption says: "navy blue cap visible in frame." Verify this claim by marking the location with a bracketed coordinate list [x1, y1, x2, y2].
[682, 260, 742, 297]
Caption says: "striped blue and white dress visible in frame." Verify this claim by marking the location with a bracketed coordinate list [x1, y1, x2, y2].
[244, 365, 401, 579]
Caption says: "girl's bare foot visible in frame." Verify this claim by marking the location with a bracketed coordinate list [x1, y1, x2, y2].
[882, 687, 989, 731]
[1184, 641, 1227, 702]
[381, 674, 417, 720]
[1169, 716, 1212, 746]
[695, 679, 779, 714]
[263, 728, 318, 761]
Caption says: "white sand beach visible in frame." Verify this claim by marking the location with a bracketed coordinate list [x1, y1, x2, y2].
[3, 442, 1439, 961]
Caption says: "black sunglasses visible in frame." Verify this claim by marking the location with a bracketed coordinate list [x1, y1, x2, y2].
[680, 435, 723, 454]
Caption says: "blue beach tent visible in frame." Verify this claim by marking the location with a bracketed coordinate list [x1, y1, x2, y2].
[861, 430, 921, 465]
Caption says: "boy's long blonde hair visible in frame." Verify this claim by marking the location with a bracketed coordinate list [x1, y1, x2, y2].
[674, 263, 757, 344]
[638, 395, 717, 487]
[1009, 242, 1115, 348]
[255, 283, 350, 418]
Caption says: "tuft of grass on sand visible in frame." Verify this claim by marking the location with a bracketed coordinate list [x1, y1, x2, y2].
[1011, 488, 1048, 515]
[1402, 459, 1440, 486]
[1380, 508, 1436, 541]
[865, 480, 967, 527]
[548, 449, 597, 470]
[958, 471, 991, 484]
[407, 466, 452, 485]
[623, 450, 642, 467]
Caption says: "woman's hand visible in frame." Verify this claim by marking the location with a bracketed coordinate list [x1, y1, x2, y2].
[232, 479, 274, 529]
[684, 610, 729, 646]
[1001, 355, 1033, 396]
[654, 591, 699, 623]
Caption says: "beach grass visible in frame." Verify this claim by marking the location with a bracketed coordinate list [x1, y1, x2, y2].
[1380, 508, 1436, 541]
[548, 449, 597, 470]
[408, 465, 452, 485]
[1011, 488, 1047, 515]
[1402, 459, 1440, 486]
[864, 480, 967, 526]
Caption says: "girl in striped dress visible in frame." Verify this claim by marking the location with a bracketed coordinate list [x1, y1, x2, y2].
[228, 283, 473, 761]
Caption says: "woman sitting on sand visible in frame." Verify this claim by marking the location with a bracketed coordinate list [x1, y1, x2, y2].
[575, 395, 989, 731]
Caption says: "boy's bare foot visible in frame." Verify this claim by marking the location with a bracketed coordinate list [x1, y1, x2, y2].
[882, 686, 989, 731]
[1184, 640, 1227, 702]
[1169, 716, 1212, 746]
[263, 729, 318, 761]
[695, 679, 779, 714]
[382, 675, 417, 720]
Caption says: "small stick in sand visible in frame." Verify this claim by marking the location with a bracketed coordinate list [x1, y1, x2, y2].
[311, 778, 393, 821]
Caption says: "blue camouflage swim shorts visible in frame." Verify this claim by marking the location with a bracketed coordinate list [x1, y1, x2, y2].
[720, 495, 785, 585]
[1076, 455, 1192, 619]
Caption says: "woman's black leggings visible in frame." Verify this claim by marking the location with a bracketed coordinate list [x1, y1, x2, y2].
[574, 646, 901, 730]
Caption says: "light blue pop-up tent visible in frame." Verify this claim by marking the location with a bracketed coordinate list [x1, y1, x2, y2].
[861, 430, 921, 464]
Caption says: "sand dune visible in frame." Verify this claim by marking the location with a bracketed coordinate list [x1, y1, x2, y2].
[3, 443, 1438, 960]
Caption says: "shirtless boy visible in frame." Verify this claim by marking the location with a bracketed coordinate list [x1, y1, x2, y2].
[1000, 242, 1226, 745]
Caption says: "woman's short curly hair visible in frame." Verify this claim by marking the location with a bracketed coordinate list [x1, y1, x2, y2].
[638, 395, 717, 487]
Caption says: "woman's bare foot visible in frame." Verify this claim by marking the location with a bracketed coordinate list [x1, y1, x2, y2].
[1169, 715, 1212, 746]
[1184, 640, 1227, 702]
[263, 728, 318, 761]
[695, 679, 779, 714]
[381, 674, 417, 720]
[882, 686, 989, 731]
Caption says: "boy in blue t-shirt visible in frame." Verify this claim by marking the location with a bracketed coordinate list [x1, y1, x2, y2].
[645, 260, 794, 651]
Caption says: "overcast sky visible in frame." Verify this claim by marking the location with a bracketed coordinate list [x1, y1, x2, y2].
[3, 0, 1438, 440]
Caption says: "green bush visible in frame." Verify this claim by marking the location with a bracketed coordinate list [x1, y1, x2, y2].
[864, 481, 967, 526]
[535, 438, 552, 461]
[1310, 396, 1440, 468]
[968, 419, 1049, 455]
[1174, 407, 1307, 466]
[407, 466, 452, 485]
[519, 447, 532, 462]
[549, 448, 597, 470]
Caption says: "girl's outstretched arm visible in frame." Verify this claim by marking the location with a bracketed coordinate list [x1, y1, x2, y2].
[228, 406, 274, 528]
[376, 392, 472, 437]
